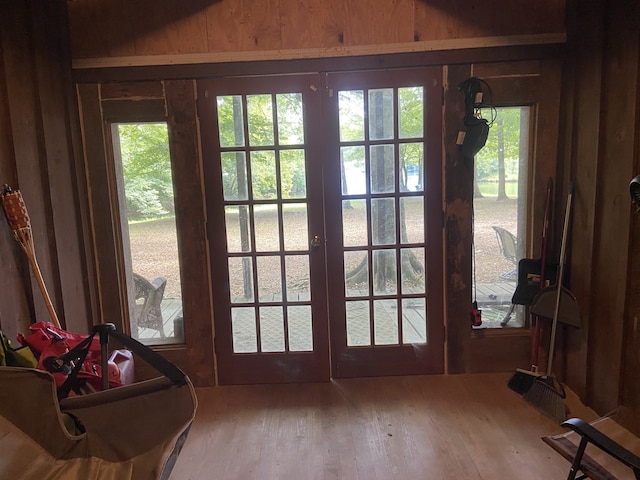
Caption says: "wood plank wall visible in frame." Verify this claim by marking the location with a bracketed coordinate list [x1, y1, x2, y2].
[4, 0, 640, 416]
[66, 0, 565, 61]
[62, 0, 640, 414]
[560, 0, 640, 414]
[0, 1, 93, 343]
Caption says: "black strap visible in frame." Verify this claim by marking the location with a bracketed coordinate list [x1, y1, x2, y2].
[52, 324, 187, 400]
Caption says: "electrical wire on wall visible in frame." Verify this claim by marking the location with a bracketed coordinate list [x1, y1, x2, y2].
[458, 77, 495, 327]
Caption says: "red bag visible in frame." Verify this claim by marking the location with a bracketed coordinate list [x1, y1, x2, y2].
[18, 322, 102, 356]
[18, 321, 122, 393]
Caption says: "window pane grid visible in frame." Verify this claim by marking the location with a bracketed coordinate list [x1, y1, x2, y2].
[217, 91, 314, 354]
[339, 85, 426, 347]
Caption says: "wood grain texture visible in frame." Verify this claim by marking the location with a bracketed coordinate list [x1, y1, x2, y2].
[205, 0, 282, 53]
[66, 0, 566, 60]
[585, 0, 639, 415]
[171, 373, 596, 480]
[414, 0, 565, 41]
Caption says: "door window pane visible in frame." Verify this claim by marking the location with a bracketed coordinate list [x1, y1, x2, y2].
[400, 197, 424, 244]
[232, 307, 257, 353]
[260, 306, 285, 352]
[216, 90, 314, 356]
[341, 146, 366, 195]
[402, 298, 426, 343]
[257, 256, 282, 301]
[254, 206, 280, 252]
[338, 90, 364, 142]
[229, 256, 254, 303]
[473, 107, 530, 328]
[280, 149, 306, 199]
[374, 299, 398, 345]
[401, 248, 425, 294]
[373, 249, 397, 295]
[369, 145, 395, 194]
[285, 255, 310, 301]
[225, 205, 252, 253]
[251, 150, 277, 200]
[368, 89, 394, 140]
[399, 143, 423, 193]
[371, 198, 396, 245]
[277, 93, 304, 145]
[288, 306, 313, 351]
[247, 94, 274, 146]
[346, 300, 370, 346]
[282, 203, 308, 251]
[114, 123, 184, 345]
[217, 95, 245, 148]
[342, 199, 368, 247]
[221, 152, 248, 201]
[344, 250, 369, 297]
[398, 87, 423, 139]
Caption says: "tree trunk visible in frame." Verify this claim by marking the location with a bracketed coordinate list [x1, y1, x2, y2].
[497, 116, 508, 200]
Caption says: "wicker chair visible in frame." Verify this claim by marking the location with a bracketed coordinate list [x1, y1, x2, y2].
[492, 225, 518, 280]
[133, 273, 166, 338]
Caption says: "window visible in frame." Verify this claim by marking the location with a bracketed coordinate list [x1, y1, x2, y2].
[473, 107, 530, 328]
[112, 122, 185, 345]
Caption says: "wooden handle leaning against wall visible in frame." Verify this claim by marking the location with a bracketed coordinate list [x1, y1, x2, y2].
[1, 185, 61, 329]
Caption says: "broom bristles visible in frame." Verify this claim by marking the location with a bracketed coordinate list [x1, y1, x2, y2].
[524, 376, 566, 424]
[508, 368, 543, 394]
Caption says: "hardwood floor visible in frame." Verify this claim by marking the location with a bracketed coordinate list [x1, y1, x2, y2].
[170, 373, 597, 480]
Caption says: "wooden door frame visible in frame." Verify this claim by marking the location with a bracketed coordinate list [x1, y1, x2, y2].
[324, 67, 445, 378]
[444, 61, 563, 374]
[76, 79, 216, 386]
[198, 74, 331, 384]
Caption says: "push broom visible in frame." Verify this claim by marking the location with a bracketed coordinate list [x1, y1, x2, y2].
[523, 182, 574, 423]
[1, 185, 61, 329]
[508, 177, 553, 394]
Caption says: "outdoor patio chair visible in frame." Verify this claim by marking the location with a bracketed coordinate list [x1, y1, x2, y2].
[492, 225, 518, 280]
[543, 407, 640, 480]
[133, 273, 167, 338]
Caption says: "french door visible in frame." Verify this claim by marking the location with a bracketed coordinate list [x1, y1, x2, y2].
[198, 68, 444, 384]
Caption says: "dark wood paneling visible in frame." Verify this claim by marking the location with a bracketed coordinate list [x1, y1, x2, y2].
[586, 0, 640, 414]
[72, 44, 565, 84]
[66, 0, 565, 60]
[2, 0, 63, 327]
[415, 0, 564, 41]
[162, 79, 215, 386]
[31, 1, 92, 333]
[444, 64, 474, 373]
[100, 98, 167, 122]
[76, 83, 125, 328]
[100, 81, 164, 99]
[468, 333, 530, 373]
[0, 24, 33, 342]
[0, 0, 93, 341]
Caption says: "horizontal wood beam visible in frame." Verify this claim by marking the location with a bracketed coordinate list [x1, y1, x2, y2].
[72, 33, 566, 69]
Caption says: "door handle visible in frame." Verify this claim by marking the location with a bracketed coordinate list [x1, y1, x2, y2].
[310, 235, 321, 249]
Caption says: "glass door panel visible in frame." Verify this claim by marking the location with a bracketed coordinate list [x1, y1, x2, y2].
[199, 75, 329, 384]
[473, 106, 530, 328]
[326, 69, 444, 378]
[112, 122, 184, 345]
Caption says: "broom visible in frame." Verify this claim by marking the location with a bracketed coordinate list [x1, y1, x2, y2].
[508, 177, 552, 394]
[1, 184, 61, 329]
[523, 182, 574, 423]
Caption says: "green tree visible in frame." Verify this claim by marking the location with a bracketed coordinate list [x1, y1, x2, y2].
[118, 123, 174, 220]
[475, 107, 522, 199]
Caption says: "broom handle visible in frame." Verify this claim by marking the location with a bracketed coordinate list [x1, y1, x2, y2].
[532, 177, 553, 371]
[547, 182, 574, 376]
[15, 228, 62, 329]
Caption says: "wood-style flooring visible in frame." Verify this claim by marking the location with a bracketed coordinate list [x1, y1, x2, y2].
[170, 373, 597, 480]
